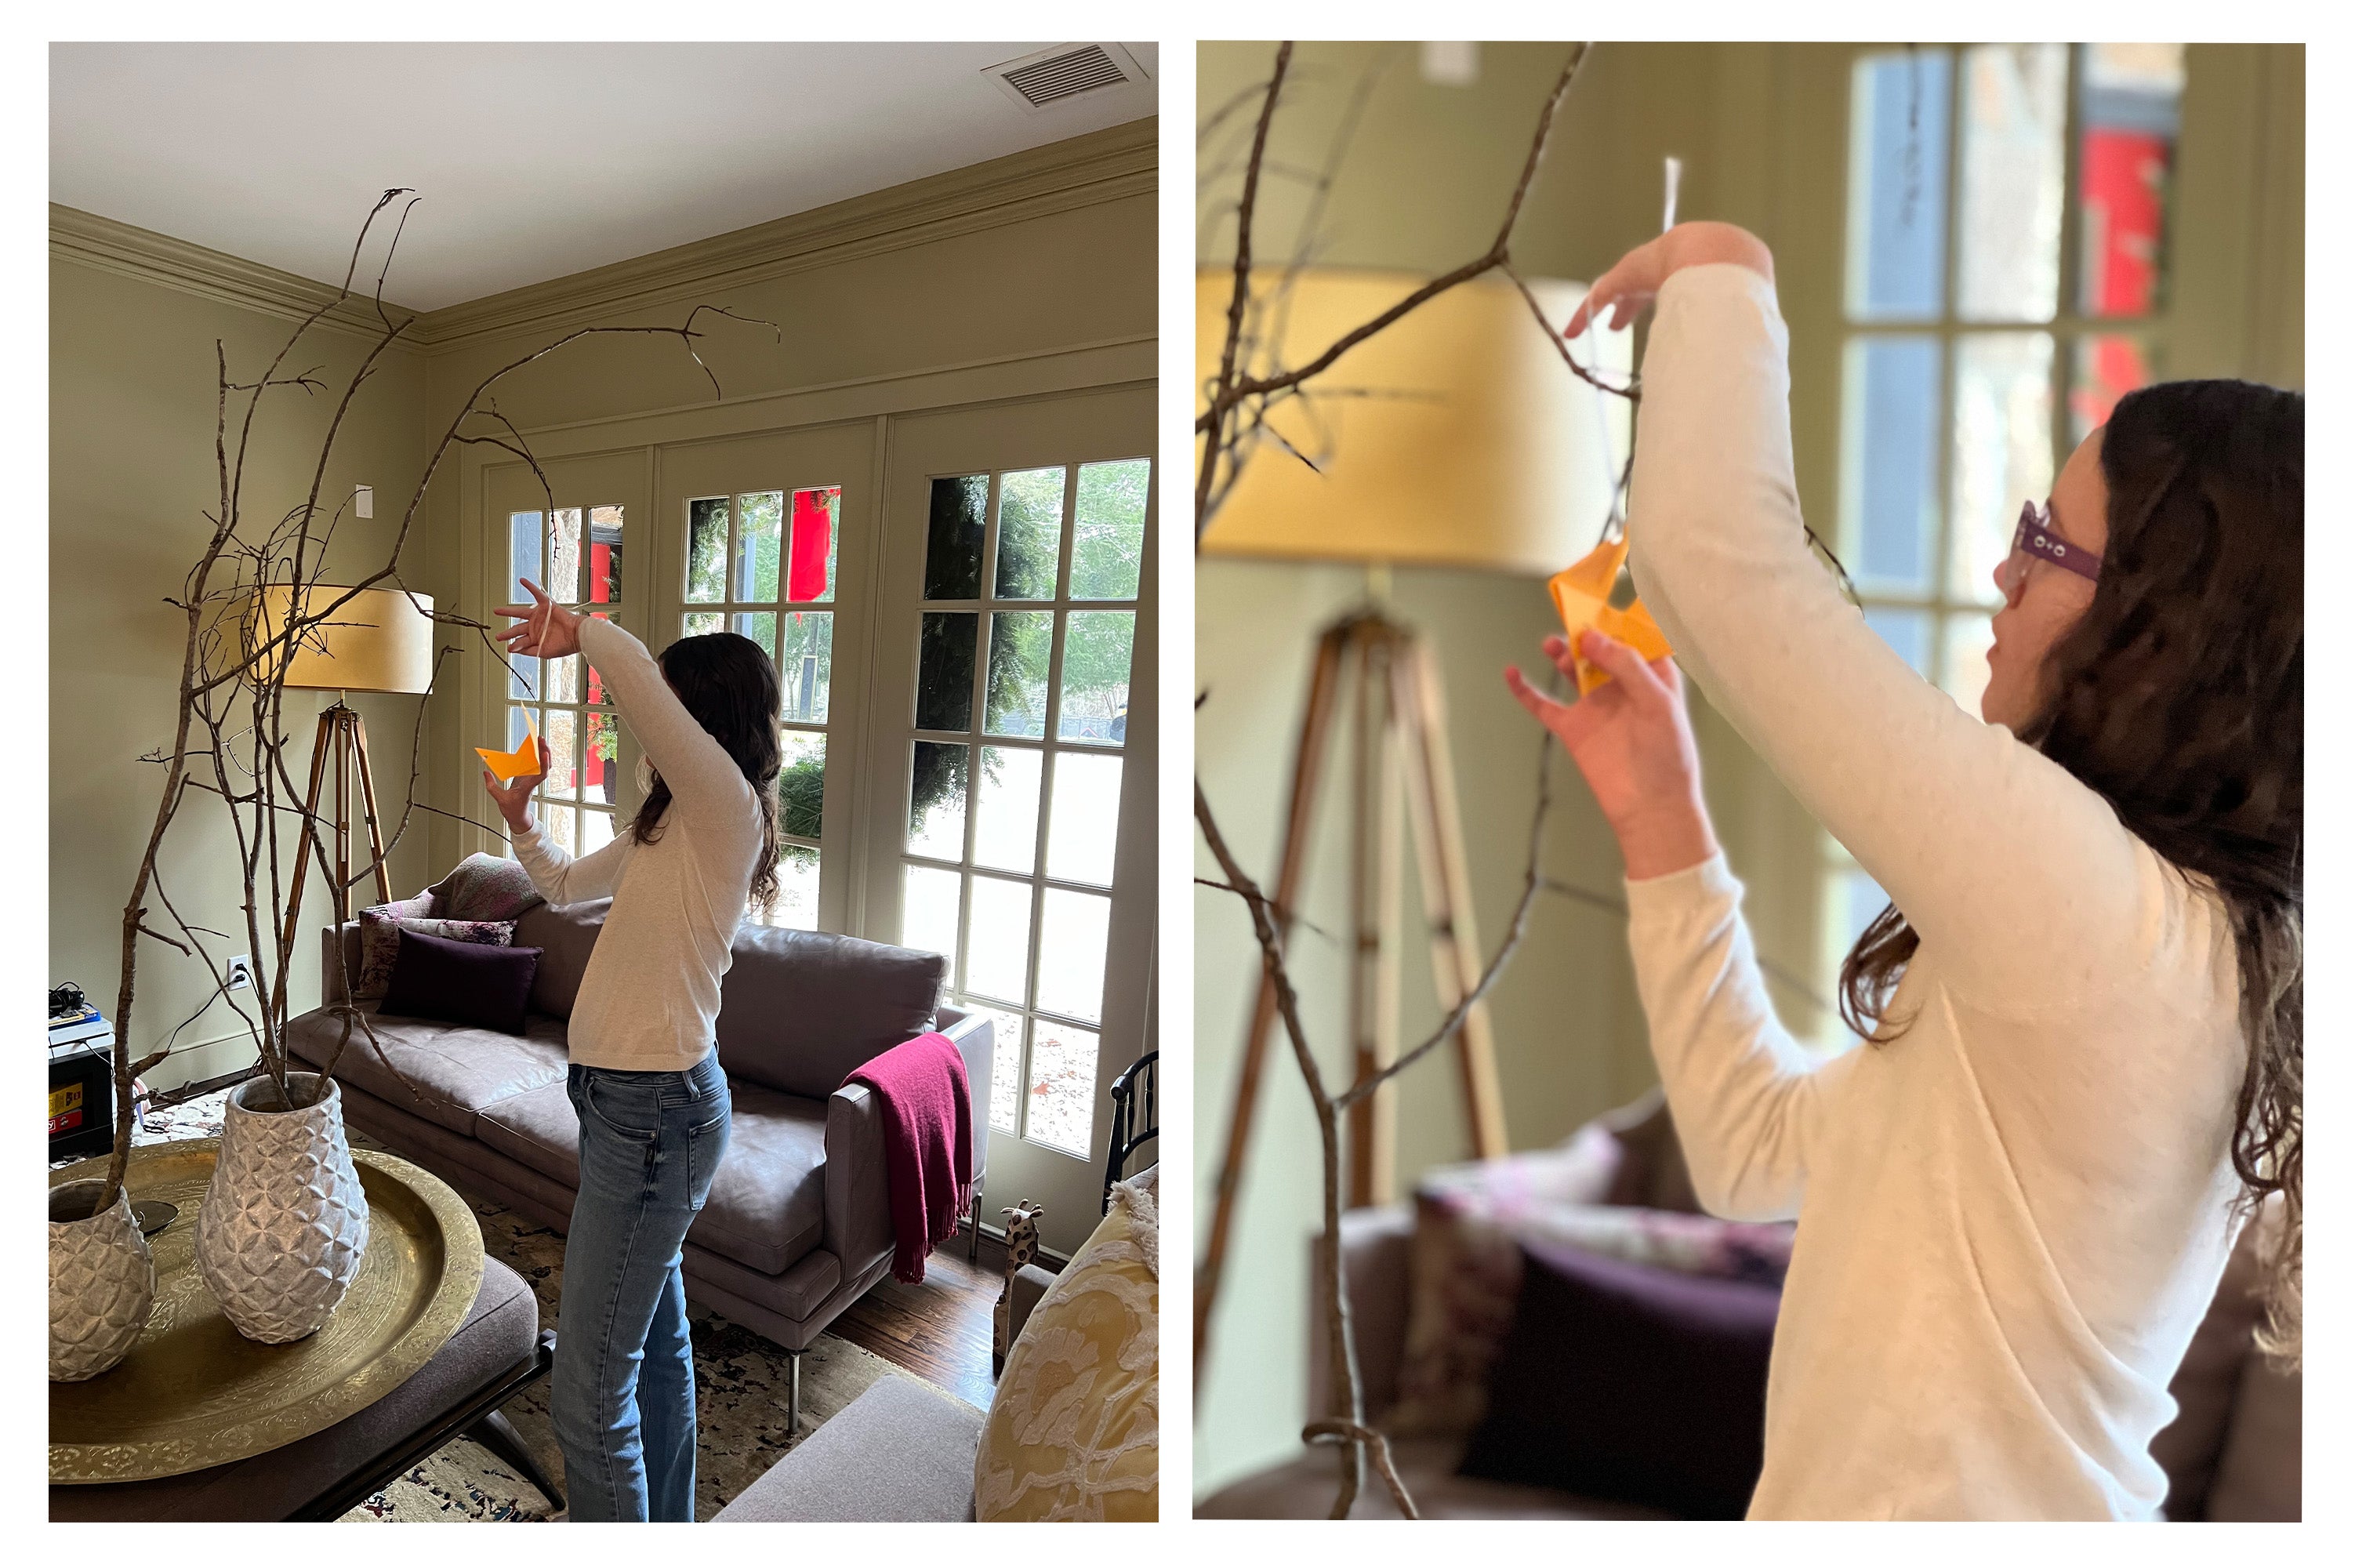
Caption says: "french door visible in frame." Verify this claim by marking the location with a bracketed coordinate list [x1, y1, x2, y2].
[653, 423, 877, 935]
[864, 387, 1156, 1255]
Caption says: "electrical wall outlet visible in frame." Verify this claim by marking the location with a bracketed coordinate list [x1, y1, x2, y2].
[226, 955, 253, 992]
[354, 484, 373, 519]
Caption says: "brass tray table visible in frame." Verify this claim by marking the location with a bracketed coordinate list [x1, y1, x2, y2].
[50, 1138, 483, 1484]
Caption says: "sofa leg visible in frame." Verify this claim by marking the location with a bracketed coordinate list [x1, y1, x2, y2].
[787, 1350, 802, 1436]
[967, 1175, 984, 1263]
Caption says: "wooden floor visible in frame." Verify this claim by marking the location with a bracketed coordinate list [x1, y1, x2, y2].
[831, 1224, 1040, 1410]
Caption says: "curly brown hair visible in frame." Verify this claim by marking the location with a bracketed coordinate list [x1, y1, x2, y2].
[627, 630, 784, 914]
[1839, 379, 2302, 1366]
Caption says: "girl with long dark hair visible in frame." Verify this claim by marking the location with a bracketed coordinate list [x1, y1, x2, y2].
[485, 584, 783, 1522]
[1507, 223, 2299, 1519]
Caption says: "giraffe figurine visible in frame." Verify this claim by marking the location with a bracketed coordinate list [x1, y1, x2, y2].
[992, 1200, 1045, 1377]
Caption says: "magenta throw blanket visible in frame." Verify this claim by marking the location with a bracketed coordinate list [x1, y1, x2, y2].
[844, 1032, 973, 1285]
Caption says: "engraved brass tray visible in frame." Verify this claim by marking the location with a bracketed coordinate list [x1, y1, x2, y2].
[49, 1139, 483, 1483]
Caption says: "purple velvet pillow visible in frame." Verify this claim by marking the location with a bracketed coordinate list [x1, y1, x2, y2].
[378, 927, 542, 1036]
[1456, 1237, 1780, 1519]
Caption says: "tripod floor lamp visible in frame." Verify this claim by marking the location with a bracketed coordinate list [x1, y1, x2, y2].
[247, 585, 436, 1021]
[1194, 267, 1631, 1370]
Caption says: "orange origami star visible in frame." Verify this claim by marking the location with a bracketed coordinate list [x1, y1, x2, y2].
[1547, 533, 1672, 695]
[476, 712, 543, 783]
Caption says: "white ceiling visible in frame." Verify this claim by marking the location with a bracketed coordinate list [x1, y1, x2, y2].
[52, 42, 1157, 312]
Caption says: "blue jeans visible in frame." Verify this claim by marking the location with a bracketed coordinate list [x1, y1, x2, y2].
[551, 1053, 731, 1522]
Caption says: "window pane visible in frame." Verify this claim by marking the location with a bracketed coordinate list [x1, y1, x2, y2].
[2077, 45, 2183, 318]
[588, 506, 623, 606]
[585, 610, 611, 704]
[964, 875, 1032, 1007]
[539, 802, 576, 854]
[1955, 43, 2067, 324]
[542, 708, 579, 800]
[735, 491, 782, 603]
[781, 730, 826, 841]
[734, 610, 777, 660]
[779, 610, 833, 724]
[1841, 336, 1941, 593]
[1940, 612, 1994, 716]
[994, 466, 1065, 600]
[686, 498, 728, 603]
[971, 1005, 1025, 1134]
[549, 507, 584, 604]
[924, 475, 988, 601]
[1058, 612, 1134, 745]
[985, 611, 1053, 738]
[1072, 459, 1149, 600]
[508, 703, 535, 751]
[584, 711, 619, 805]
[908, 741, 968, 860]
[1026, 1022, 1098, 1156]
[916, 612, 977, 732]
[974, 745, 1043, 874]
[901, 863, 961, 964]
[2071, 335, 2154, 445]
[545, 649, 580, 705]
[1846, 49, 1950, 321]
[1047, 751, 1123, 887]
[507, 511, 542, 699]
[683, 611, 723, 637]
[581, 806, 615, 855]
[770, 844, 820, 931]
[789, 487, 840, 604]
[1862, 607, 1935, 680]
[1949, 332, 2055, 605]
[1036, 887, 1110, 1025]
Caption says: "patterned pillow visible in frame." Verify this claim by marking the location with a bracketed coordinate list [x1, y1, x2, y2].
[1383, 1123, 1794, 1439]
[354, 902, 514, 1000]
[974, 1175, 1158, 1521]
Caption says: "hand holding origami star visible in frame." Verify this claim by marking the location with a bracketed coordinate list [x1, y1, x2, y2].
[479, 729, 550, 832]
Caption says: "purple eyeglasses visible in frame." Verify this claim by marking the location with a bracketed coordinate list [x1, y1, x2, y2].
[2012, 499, 2102, 583]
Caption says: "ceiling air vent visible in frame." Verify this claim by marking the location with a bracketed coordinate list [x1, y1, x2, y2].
[985, 43, 1147, 114]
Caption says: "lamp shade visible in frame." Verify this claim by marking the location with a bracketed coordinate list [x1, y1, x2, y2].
[245, 585, 435, 695]
[1197, 267, 1633, 576]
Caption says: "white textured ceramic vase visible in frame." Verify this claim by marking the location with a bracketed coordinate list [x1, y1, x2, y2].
[49, 1179, 156, 1381]
[196, 1073, 371, 1343]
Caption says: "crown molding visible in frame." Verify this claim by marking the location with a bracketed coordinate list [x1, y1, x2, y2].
[53, 117, 1156, 359]
[405, 116, 1156, 351]
[49, 202, 429, 350]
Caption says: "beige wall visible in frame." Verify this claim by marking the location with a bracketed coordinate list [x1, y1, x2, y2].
[1193, 40, 2304, 1498]
[53, 120, 1156, 1098]
[49, 260, 443, 1090]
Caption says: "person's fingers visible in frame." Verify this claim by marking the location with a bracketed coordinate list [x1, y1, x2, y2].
[1542, 633, 1583, 684]
[1578, 628, 1669, 704]
[538, 738, 553, 771]
[519, 577, 550, 605]
[1503, 666, 1569, 728]
[1650, 654, 1683, 701]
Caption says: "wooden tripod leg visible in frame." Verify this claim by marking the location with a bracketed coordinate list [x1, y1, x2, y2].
[274, 708, 339, 1027]
[1392, 637, 1510, 1160]
[1194, 623, 1348, 1381]
[350, 711, 394, 908]
[1346, 627, 1404, 1208]
[333, 709, 352, 927]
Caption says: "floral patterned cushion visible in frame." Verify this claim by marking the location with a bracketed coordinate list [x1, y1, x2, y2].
[353, 901, 514, 1000]
[973, 1174, 1158, 1520]
[1384, 1121, 1794, 1439]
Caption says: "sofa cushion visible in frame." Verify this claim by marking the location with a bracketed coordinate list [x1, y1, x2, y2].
[713, 1378, 985, 1523]
[1457, 1238, 1779, 1519]
[513, 899, 608, 1020]
[474, 1076, 828, 1278]
[284, 1004, 569, 1138]
[1194, 1434, 1672, 1519]
[379, 929, 541, 1035]
[715, 925, 946, 1099]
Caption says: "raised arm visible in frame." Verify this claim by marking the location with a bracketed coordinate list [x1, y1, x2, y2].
[575, 616, 753, 824]
[1609, 240, 2146, 1016]
[510, 814, 631, 907]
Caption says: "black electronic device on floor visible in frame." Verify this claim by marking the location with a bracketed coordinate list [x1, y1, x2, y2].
[50, 1050, 115, 1163]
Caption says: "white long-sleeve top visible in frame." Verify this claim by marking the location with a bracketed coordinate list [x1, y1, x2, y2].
[1618, 265, 2247, 1519]
[509, 616, 763, 1071]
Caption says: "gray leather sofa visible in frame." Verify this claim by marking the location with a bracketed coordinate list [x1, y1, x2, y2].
[284, 897, 992, 1428]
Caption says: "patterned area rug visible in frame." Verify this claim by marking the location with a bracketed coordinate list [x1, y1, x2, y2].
[111, 1085, 971, 1522]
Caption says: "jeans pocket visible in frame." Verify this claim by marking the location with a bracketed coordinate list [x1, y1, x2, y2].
[685, 1109, 731, 1211]
[582, 1073, 660, 1145]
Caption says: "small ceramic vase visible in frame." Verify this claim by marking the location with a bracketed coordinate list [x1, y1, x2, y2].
[49, 1179, 156, 1381]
